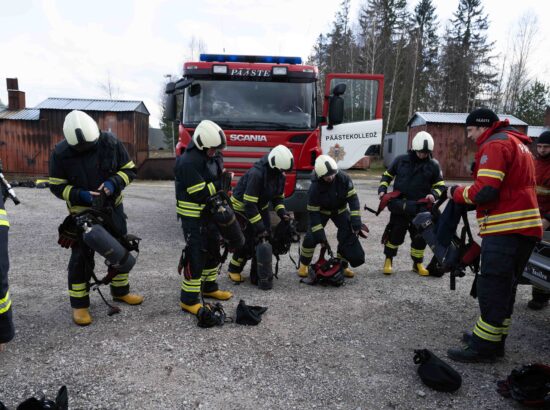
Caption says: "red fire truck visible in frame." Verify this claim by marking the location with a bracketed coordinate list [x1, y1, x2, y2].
[164, 54, 384, 230]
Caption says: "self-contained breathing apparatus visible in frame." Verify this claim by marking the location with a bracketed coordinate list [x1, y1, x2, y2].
[271, 217, 301, 275]
[57, 192, 141, 315]
[301, 245, 346, 287]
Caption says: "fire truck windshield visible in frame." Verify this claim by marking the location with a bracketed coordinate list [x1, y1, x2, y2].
[183, 80, 316, 130]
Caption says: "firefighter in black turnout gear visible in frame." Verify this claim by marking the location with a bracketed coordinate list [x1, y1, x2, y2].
[0, 193, 14, 350]
[175, 120, 233, 315]
[227, 145, 294, 287]
[49, 110, 143, 326]
[378, 131, 446, 276]
[298, 155, 365, 277]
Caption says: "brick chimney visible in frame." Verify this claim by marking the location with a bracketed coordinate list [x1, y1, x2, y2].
[6, 78, 25, 111]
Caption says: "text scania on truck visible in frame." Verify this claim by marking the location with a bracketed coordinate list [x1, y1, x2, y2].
[164, 54, 384, 230]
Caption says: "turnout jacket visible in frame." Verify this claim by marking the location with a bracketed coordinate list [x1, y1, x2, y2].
[49, 133, 136, 214]
[378, 151, 446, 201]
[453, 120, 542, 238]
[307, 171, 361, 239]
[174, 140, 223, 218]
[230, 155, 286, 233]
[535, 155, 550, 222]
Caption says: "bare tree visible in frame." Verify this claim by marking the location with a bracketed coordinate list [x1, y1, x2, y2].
[501, 12, 539, 113]
[97, 71, 121, 99]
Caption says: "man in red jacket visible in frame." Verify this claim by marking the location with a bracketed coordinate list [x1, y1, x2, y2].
[447, 108, 542, 363]
[528, 130, 550, 310]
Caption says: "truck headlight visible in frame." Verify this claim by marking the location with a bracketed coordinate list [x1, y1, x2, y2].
[295, 178, 311, 191]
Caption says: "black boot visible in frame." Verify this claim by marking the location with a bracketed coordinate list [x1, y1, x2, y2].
[462, 331, 505, 357]
[527, 288, 549, 310]
[447, 345, 497, 363]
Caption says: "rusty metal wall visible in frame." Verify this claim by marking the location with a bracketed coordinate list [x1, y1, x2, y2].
[0, 109, 149, 176]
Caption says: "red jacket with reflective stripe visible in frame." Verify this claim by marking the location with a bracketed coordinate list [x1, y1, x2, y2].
[453, 120, 542, 239]
[536, 155, 550, 221]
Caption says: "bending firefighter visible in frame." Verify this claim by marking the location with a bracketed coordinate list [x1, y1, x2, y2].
[378, 131, 446, 276]
[49, 110, 143, 326]
[175, 120, 233, 314]
[298, 155, 365, 278]
[447, 108, 542, 363]
[227, 145, 294, 289]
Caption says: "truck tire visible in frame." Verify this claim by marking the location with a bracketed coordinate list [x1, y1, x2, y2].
[294, 212, 309, 233]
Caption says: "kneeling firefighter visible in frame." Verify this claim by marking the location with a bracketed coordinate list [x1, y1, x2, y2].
[49, 110, 143, 326]
[378, 131, 446, 276]
[175, 120, 240, 315]
[298, 155, 365, 277]
[227, 145, 294, 290]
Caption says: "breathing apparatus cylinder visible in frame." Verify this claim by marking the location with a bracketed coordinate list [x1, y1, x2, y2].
[81, 223, 136, 272]
[255, 239, 273, 290]
[413, 212, 459, 268]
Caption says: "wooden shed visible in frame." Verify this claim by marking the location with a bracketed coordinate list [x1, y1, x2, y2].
[0, 79, 150, 176]
[407, 112, 528, 180]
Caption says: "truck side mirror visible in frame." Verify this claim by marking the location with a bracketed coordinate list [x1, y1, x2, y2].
[164, 93, 177, 122]
[327, 83, 346, 130]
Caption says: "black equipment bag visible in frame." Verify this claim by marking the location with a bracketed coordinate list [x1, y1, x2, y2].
[497, 363, 550, 407]
[16, 386, 68, 410]
[413, 349, 462, 392]
[236, 299, 268, 326]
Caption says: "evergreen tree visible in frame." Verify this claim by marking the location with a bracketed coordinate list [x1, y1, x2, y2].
[440, 0, 496, 112]
[514, 80, 550, 125]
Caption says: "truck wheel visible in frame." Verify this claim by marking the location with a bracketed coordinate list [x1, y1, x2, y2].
[294, 212, 309, 233]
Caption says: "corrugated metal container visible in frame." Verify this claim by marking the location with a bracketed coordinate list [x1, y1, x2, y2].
[407, 112, 529, 180]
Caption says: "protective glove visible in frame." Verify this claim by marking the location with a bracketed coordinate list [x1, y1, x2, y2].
[57, 216, 79, 249]
[277, 209, 290, 222]
[78, 190, 93, 205]
[102, 180, 115, 196]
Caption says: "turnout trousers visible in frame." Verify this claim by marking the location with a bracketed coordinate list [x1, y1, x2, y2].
[383, 212, 427, 263]
[469, 234, 536, 353]
[0, 197, 14, 344]
[180, 216, 222, 305]
[67, 205, 132, 308]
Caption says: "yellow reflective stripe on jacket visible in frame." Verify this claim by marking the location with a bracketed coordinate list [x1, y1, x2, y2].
[433, 188, 442, 196]
[320, 209, 331, 215]
[121, 160, 136, 170]
[230, 196, 245, 212]
[116, 170, 130, 186]
[249, 214, 262, 224]
[477, 208, 540, 225]
[0, 209, 9, 227]
[477, 168, 505, 181]
[243, 194, 259, 203]
[0, 290, 12, 314]
[261, 204, 269, 210]
[479, 218, 542, 235]
[275, 194, 284, 199]
[178, 201, 205, 210]
[379, 181, 389, 187]
[48, 177, 68, 185]
[338, 206, 347, 214]
[114, 194, 123, 206]
[350, 210, 360, 217]
[311, 224, 323, 232]
[187, 182, 206, 194]
[274, 204, 285, 212]
[432, 180, 445, 187]
[207, 182, 216, 196]
[536, 186, 550, 195]
[463, 186, 473, 204]
[62, 185, 74, 201]
[307, 205, 320, 211]
[68, 205, 91, 214]
[383, 171, 393, 178]
[346, 188, 357, 198]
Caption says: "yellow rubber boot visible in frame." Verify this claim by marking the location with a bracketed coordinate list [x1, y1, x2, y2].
[297, 263, 309, 278]
[113, 293, 144, 305]
[344, 267, 355, 278]
[203, 289, 233, 300]
[228, 272, 244, 283]
[72, 308, 92, 326]
[383, 258, 393, 275]
[413, 263, 429, 276]
[180, 302, 203, 315]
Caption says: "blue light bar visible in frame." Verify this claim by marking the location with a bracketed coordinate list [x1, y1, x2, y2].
[199, 54, 302, 65]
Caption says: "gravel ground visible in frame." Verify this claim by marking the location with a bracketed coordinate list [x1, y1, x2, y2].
[0, 178, 548, 409]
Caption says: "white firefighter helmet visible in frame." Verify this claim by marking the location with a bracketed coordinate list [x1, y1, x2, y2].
[268, 145, 294, 171]
[63, 110, 100, 152]
[192, 120, 227, 150]
[411, 131, 434, 152]
[314, 155, 338, 178]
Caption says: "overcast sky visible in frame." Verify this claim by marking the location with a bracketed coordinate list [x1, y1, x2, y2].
[1, 0, 548, 127]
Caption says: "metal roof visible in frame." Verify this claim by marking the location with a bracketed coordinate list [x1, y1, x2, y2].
[0, 107, 40, 121]
[528, 126, 550, 138]
[35, 98, 150, 115]
[408, 112, 528, 127]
